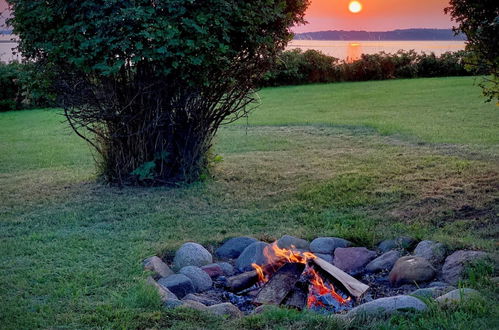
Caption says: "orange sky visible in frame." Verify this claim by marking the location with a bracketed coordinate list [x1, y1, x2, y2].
[295, 0, 454, 32]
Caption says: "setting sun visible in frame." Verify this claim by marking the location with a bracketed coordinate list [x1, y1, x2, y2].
[348, 1, 363, 14]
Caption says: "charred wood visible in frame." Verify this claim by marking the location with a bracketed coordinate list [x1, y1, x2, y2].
[254, 263, 306, 305]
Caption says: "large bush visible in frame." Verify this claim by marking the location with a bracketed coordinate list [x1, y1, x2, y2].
[7, 0, 308, 184]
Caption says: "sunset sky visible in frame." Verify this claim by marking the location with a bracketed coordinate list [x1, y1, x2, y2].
[1, 0, 454, 32]
[294, 0, 453, 32]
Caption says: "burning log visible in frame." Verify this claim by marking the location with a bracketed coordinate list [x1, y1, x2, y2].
[225, 264, 277, 292]
[225, 271, 259, 292]
[254, 263, 306, 305]
[282, 280, 309, 310]
[313, 257, 369, 299]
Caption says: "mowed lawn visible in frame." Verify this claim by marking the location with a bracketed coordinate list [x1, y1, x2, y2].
[0, 77, 498, 329]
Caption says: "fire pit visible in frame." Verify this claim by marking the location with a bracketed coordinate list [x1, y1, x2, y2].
[143, 236, 487, 319]
[225, 243, 366, 313]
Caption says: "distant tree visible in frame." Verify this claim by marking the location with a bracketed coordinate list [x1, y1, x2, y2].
[445, 0, 499, 103]
[7, 0, 309, 185]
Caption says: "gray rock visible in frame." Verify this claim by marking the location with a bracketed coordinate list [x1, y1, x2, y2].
[315, 253, 334, 264]
[428, 281, 451, 288]
[215, 236, 258, 259]
[277, 235, 310, 250]
[435, 288, 481, 306]
[146, 276, 178, 302]
[174, 242, 213, 269]
[378, 236, 417, 253]
[182, 299, 209, 311]
[179, 266, 213, 292]
[365, 250, 401, 273]
[310, 237, 352, 254]
[182, 293, 219, 306]
[157, 274, 195, 298]
[389, 256, 436, 286]
[201, 264, 224, 278]
[207, 303, 243, 318]
[414, 241, 447, 266]
[217, 262, 235, 276]
[411, 286, 454, 299]
[333, 247, 376, 275]
[164, 298, 184, 309]
[346, 295, 427, 319]
[442, 250, 488, 285]
[236, 241, 270, 272]
[143, 256, 174, 278]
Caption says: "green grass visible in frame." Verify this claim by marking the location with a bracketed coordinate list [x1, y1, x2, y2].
[0, 77, 498, 329]
[250, 77, 498, 145]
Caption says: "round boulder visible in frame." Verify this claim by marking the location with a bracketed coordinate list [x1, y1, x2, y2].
[174, 242, 213, 269]
[365, 250, 401, 273]
[333, 247, 376, 275]
[310, 237, 352, 255]
[215, 236, 258, 259]
[346, 295, 427, 319]
[179, 266, 213, 292]
[277, 235, 310, 250]
[389, 256, 436, 286]
[413, 240, 447, 266]
[207, 302, 243, 319]
[315, 253, 334, 264]
[217, 262, 235, 276]
[157, 274, 195, 299]
[143, 256, 174, 278]
[442, 250, 488, 285]
[236, 241, 269, 272]
[378, 236, 416, 253]
[435, 288, 482, 306]
[411, 286, 454, 299]
[201, 263, 224, 278]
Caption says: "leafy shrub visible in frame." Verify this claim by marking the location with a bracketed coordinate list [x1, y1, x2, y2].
[262, 49, 340, 86]
[0, 61, 56, 111]
[261, 49, 480, 87]
[0, 62, 21, 111]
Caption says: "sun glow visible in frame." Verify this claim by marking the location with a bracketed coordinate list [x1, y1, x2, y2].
[348, 1, 363, 14]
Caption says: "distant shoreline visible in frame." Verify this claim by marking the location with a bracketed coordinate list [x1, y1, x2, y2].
[294, 28, 466, 41]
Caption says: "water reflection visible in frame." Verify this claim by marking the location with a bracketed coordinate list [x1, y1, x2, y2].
[286, 40, 466, 62]
[346, 42, 362, 63]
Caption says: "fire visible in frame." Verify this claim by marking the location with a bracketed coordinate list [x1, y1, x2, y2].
[251, 243, 351, 310]
[252, 243, 313, 283]
[252, 263, 268, 283]
[263, 243, 317, 265]
[305, 267, 351, 308]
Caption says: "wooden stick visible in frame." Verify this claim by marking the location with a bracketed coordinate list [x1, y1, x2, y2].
[313, 257, 369, 299]
[282, 280, 309, 310]
[225, 264, 278, 292]
[225, 271, 259, 292]
[254, 263, 305, 305]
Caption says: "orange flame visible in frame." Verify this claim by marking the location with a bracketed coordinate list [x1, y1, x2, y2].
[263, 243, 317, 265]
[252, 243, 315, 283]
[306, 267, 351, 307]
[252, 263, 268, 283]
